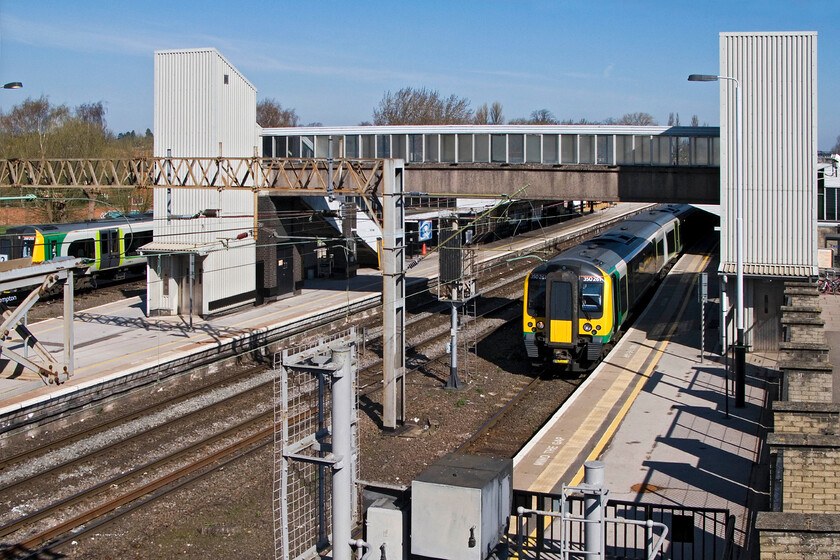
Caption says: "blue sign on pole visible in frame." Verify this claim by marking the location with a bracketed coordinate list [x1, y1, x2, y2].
[418, 220, 433, 242]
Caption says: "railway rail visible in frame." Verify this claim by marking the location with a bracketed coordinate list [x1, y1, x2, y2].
[0, 207, 658, 557]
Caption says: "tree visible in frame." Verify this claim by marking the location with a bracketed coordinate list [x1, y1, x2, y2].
[0, 97, 129, 222]
[667, 112, 680, 126]
[474, 103, 489, 124]
[691, 115, 700, 127]
[0, 96, 70, 158]
[831, 135, 840, 154]
[529, 109, 558, 125]
[372, 87, 473, 125]
[489, 102, 504, 125]
[474, 101, 504, 125]
[256, 98, 299, 127]
[617, 112, 657, 126]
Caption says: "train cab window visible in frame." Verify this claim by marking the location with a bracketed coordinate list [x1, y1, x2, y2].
[527, 273, 547, 317]
[580, 278, 604, 317]
[22, 237, 34, 258]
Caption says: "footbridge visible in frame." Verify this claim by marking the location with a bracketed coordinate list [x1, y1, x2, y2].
[262, 124, 721, 203]
[0, 125, 720, 204]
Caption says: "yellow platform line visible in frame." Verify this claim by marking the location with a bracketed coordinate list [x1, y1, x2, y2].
[567, 251, 710, 486]
[511, 251, 711, 558]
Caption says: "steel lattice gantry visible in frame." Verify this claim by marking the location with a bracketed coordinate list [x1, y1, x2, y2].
[0, 156, 408, 428]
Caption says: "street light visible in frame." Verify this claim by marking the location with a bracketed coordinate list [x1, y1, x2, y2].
[688, 73, 746, 408]
[3, 82, 23, 89]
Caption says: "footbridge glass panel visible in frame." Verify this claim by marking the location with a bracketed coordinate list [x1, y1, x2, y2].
[262, 125, 720, 167]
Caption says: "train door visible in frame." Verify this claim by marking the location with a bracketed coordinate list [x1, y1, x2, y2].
[98, 228, 120, 270]
[546, 269, 578, 345]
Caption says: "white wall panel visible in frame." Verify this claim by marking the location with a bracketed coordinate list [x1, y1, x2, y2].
[720, 32, 817, 278]
[151, 49, 258, 314]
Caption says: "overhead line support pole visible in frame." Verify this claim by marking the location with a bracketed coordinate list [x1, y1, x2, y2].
[381, 159, 406, 429]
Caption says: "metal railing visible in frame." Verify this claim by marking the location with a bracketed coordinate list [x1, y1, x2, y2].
[0, 156, 386, 194]
[512, 489, 734, 560]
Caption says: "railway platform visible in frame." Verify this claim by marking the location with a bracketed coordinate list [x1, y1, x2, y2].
[513, 241, 779, 558]
[0, 203, 653, 430]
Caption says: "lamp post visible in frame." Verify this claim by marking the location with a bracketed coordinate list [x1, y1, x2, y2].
[688, 73, 745, 408]
[3, 82, 23, 89]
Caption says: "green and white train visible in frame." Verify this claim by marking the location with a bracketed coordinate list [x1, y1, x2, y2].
[1, 214, 154, 290]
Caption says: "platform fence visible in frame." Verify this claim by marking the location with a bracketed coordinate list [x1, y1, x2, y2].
[511, 489, 735, 560]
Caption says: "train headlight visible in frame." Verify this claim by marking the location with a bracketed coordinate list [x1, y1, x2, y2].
[527, 322, 533, 327]
[583, 323, 593, 332]
[536, 321, 545, 330]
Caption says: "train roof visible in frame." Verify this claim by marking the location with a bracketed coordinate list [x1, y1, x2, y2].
[5, 213, 153, 235]
[533, 205, 690, 275]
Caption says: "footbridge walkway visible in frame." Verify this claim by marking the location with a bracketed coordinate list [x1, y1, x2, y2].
[0, 125, 720, 203]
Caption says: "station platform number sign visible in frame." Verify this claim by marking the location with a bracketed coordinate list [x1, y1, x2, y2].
[418, 220, 433, 242]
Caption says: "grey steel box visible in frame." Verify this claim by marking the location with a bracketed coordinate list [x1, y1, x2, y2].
[411, 453, 512, 560]
[366, 497, 407, 560]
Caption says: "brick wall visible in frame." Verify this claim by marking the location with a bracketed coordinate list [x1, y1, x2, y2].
[757, 513, 840, 559]
[772, 402, 839, 435]
[759, 282, 840, 556]
[768, 436, 840, 513]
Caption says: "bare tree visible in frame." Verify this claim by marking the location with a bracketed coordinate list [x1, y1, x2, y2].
[0, 96, 70, 157]
[618, 112, 657, 126]
[474, 103, 489, 124]
[373, 87, 473, 125]
[76, 101, 108, 132]
[257, 98, 300, 127]
[668, 112, 680, 126]
[691, 115, 700, 127]
[490, 102, 504, 125]
[529, 109, 558, 124]
[476, 102, 505, 124]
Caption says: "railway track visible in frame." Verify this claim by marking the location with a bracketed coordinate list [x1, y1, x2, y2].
[0, 210, 654, 557]
[0, 274, 525, 557]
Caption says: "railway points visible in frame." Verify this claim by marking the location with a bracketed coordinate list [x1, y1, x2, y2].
[512, 239, 777, 557]
[0, 202, 652, 431]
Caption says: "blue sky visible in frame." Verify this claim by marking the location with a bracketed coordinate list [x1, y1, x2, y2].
[1, 0, 838, 149]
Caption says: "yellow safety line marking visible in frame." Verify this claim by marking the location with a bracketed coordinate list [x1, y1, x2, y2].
[530, 332, 656, 492]
[567, 251, 710, 487]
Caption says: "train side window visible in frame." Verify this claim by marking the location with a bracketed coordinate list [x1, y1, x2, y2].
[50, 240, 57, 259]
[0, 239, 10, 261]
[656, 238, 664, 265]
[666, 228, 676, 256]
[126, 230, 153, 256]
[68, 239, 95, 259]
[612, 273, 622, 317]
[621, 275, 629, 315]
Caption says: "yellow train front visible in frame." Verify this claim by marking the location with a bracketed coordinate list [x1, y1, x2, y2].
[523, 205, 693, 371]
